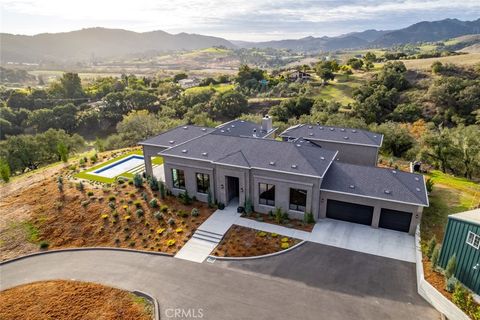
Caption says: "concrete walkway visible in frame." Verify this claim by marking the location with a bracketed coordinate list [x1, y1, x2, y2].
[176, 203, 415, 263]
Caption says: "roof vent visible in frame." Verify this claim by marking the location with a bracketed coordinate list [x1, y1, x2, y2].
[415, 177, 420, 181]
[220, 129, 225, 133]
[183, 126, 188, 130]
[343, 136, 349, 140]
[169, 140, 175, 144]
[201, 128, 207, 131]
[329, 128, 335, 131]
[373, 135, 377, 138]
[349, 185, 355, 189]
[309, 133, 314, 136]
[181, 149, 188, 153]
[340, 128, 345, 132]
[352, 129, 357, 133]
[269, 161, 275, 166]
[416, 187, 421, 192]
[231, 124, 235, 128]
[296, 144, 302, 147]
[316, 122, 320, 126]
[392, 170, 397, 174]
[319, 126, 324, 130]
[291, 164, 298, 169]
[384, 189, 391, 194]
[201, 152, 208, 156]
[308, 125, 313, 129]
[320, 156, 325, 160]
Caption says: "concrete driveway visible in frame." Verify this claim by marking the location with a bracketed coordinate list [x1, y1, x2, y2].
[0, 244, 438, 320]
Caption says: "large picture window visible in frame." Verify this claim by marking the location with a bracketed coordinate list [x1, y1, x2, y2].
[172, 168, 185, 189]
[466, 231, 480, 249]
[196, 173, 210, 194]
[259, 183, 275, 206]
[289, 188, 307, 212]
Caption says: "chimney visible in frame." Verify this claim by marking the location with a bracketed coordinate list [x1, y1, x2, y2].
[253, 128, 257, 137]
[261, 115, 272, 132]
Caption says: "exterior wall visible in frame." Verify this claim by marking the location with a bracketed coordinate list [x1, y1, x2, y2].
[438, 218, 480, 294]
[163, 156, 215, 203]
[310, 140, 379, 166]
[142, 145, 166, 177]
[250, 168, 322, 220]
[319, 190, 423, 234]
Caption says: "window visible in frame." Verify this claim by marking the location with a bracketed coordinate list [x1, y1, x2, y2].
[466, 231, 480, 249]
[196, 173, 210, 194]
[172, 168, 185, 189]
[289, 188, 307, 212]
[259, 183, 275, 206]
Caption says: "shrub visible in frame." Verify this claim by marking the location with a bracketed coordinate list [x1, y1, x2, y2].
[39, 241, 49, 249]
[149, 198, 159, 208]
[271, 233, 278, 238]
[133, 173, 143, 187]
[101, 214, 109, 219]
[445, 276, 457, 293]
[207, 192, 213, 208]
[108, 195, 116, 201]
[452, 283, 468, 310]
[426, 236, 437, 259]
[136, 209, 144, 218]
[304, 212, 315, 224]
[141, 191, 148, 201]
[129, 241, 135, 247]
[191, 208, 199, 217]
[87, 191, 94, 197]
[109, 201, 116, 210]
[117, 178, 125, 185]
[154, 211, 163, 220]
[0, 159, 11, 183]
[176, 228, 183, 233]
[431, 245, 440, 268]
[81, 200, 90, 207]
[257, 231, 267, 237]
[281, 237, 289, 243]
[245, 198, 253, 216]
[445, 254, 457, 279]
[179, 190, 192, 205]
[167, 217, 175, 225]
[426, 178, 434, 193]
[281, 242, 290, 249]
[177, 210, 188, 218]
[124, 215, 131, 221]
[282, 211, 289, 221]
[112, 211, 119, 218]
[159, 181, 166, 199]
[76, 181, 84, 192]
[166, 239, 176, 247]
[218, 202, 225, 210]
[134, 200, 142, 208]
[57, 181, 64, 193]
[160, 205, 169, 213]
[156, 228, 165, 234]
[274, 207, 283, 224]
[90, 153, 98, 163]
[148, 176, 159, 191]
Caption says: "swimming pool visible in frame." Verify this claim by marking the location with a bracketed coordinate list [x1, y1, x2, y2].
[91, 155, 145, 179]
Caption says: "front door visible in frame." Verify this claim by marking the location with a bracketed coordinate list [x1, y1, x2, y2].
[226, 176, 239, 204]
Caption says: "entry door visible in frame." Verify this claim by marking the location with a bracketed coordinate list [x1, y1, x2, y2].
[226, 176, 239, 202]
[326, 200, 374, 225]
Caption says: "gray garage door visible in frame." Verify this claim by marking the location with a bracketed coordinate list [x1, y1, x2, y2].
[379, 209, 412, 232]
[326, 200, 374, 225]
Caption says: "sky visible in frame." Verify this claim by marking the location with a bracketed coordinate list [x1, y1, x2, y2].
[1, 0, 479, 41]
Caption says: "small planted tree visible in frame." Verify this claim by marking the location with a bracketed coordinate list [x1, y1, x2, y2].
[207, 191, 213, 208]
[57, 176, 64, 193]
[244, 198, 253, 216]
[274, 207, 283, 224]
[0, 158, 11, 183]
[133, 173, 143, 188]
[426, 178, 434, 193]
[149, 198, 159, 208]
[304, 212, 315, 224]
[426, 235, 437, 259]
[431, 245, 440, 268]
[76, 181, 84, 192]
[180, 190, 192, 205]
[445, 254, 457, 279]
[159, 181, 166, 199]
[57, 141, 69, 163]
[445, 276, 457, 293]
[148, 176, 159, 191]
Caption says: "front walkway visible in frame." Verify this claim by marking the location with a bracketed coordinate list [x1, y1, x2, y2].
[175, 205, 415, 263]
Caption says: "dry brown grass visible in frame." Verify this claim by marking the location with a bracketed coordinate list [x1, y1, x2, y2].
[0, 168, 214, 261]
[212, 225, 301, 257]
[399, 53, 480, 71]
[0, 280, 152, 320]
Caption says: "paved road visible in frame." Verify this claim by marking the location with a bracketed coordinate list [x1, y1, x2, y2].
[0, 244, 439, 320]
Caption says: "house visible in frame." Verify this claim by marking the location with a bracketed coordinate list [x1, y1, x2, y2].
[178, 78, 201, 89]
[438, 209, 480, 294]
[140, 116, 428, 235]
[287, 70, 311, 82]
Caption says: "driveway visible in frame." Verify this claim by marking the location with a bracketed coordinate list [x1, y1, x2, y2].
[0, 245, 438, 320]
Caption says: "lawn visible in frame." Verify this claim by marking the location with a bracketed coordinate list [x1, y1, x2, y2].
[421, 170, 480, 241]
[0, 280, 152, 320]
[313, 75, 363, 105]
[74, 150, 163, 184]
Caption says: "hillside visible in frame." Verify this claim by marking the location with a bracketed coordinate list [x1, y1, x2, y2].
[1, 28, 234, 63]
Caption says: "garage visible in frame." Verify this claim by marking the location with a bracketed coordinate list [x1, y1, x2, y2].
[379, 209, 412, 232]
[326, 200, 374, 225]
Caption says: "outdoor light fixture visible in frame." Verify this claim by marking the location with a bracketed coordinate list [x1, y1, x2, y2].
[240, 187, 244, 193]
[221, 184, 224, 189]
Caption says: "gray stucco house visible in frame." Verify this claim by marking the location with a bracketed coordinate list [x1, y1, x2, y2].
[140, 116, 428, 235]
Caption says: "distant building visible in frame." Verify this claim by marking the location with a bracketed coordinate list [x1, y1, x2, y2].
[438, 209, 480, 294]
[178, 78, 200, 89]
[287, 70, 311, 82]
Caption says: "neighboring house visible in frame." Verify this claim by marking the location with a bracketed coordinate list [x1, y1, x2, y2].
[279, 124, 383, 166]
[287, 70, 311, 82]
[140, 116, 428, 235]
[178, 78, 201, 88]
[438, 209, 480, 294]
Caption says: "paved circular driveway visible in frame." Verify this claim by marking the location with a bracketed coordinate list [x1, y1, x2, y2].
[0, 243, 439, 320]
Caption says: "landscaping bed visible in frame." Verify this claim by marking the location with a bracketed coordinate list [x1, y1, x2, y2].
[0, 166, 215, 261]
[212, 225, 301, 257]
[240, 212, 314, 232]
[0, 280, 152, 320]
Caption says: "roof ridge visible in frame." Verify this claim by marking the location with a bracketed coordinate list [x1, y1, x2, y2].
[389, 169, 426, 204]
[214, 149, 251, 167]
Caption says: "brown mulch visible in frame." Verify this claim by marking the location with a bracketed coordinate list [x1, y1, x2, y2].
[0, 169, 214, 261]
[0, 280, 152, 320]
[241, 212, 314, 232]
[422, 257, 453, 300]
[212, 225, 301, 257]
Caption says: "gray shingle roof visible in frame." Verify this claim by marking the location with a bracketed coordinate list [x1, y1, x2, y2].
[280, 124, 383, 147]
[139, 125, 214, 148]
[321, 162, 429, 206]
[160, 134, 337, 178]
[212, 119, 275, 138]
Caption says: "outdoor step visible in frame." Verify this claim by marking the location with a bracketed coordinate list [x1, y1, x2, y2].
[195, 229, 224, 239]
[192, 233, 221, 244]
[194, 231, 223, 242]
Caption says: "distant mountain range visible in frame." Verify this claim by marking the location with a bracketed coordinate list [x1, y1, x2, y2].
[1, 18, 479, 63]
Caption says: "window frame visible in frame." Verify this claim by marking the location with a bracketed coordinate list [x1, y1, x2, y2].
[289, 188, 307, 212]
[171, 168, 186, 190]
[259, 183, 275, 207]
[466, 231, 480, 249]
[196, 172, 210, 194]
